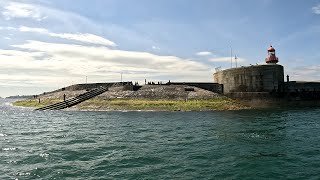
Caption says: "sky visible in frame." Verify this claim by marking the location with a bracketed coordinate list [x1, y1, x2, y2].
[0, 0, 320, 97]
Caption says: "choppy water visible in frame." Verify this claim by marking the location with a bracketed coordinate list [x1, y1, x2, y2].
[1, 99, 320, 179]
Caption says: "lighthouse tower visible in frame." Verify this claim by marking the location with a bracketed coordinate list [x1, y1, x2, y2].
[265, 45, 279, 64]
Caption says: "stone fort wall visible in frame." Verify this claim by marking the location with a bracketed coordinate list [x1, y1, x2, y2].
[214, 64, 284, 94]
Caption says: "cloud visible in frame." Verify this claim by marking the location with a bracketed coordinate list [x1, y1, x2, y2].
[2, 2, 47, 21]
[0, 26, 17, 31]
[312, 4, 320, 14]
[50, 33, 116, 47]
[0, 2, 215, 96]
[0, 40, 212, 91]
[209, 57, 246, 63]
[196, 51, 212, 56]
[12, 40, 208, 71]
[18, 26, 116, 47]
[286, 65, 320, 81]
[152, 46, 160, 50]
[2, 1, 157, 50]
[19, 26, 49, 33]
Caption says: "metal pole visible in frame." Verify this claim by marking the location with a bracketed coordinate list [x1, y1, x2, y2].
[121, 72, 123, 83]
[230, 47, 233, 68]
[235, 55, 238, 68]
[86, 76, 87, 83]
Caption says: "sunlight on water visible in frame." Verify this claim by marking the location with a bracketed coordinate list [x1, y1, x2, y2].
[1, 99, 320, 179]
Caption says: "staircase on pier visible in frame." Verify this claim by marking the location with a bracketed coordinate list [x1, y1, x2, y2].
[35, 86, 109, 111]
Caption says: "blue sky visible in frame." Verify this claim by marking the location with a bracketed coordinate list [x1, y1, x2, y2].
[0, 0, 320, 97]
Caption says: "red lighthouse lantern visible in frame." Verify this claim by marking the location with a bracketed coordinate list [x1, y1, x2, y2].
[265, 45, 279, 64]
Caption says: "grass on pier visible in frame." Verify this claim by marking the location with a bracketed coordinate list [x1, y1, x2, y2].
[77, 97, 247, 111]
[13, 97, 248, 111]
[13, 98, 61, 108]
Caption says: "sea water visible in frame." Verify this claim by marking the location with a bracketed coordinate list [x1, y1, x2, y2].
[1, 98, 320, 179]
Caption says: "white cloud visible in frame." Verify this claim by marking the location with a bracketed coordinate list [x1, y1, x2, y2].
[2, 2, 47, 21]
[18, 26, 116, 47]
[0, 2, 213, 96]
[12, 40, 208, 72]
[312, 4, 320, 14]
[196, 51, 212, 56]
[209, 57, 246, 63]
[0, 40, 212, 92]
[152, 46, 160, 50]
[19, 26, 49, 33]
[2, 1, 156, 49]
[0, 26, 16, 31]
[49, 33, 116, 47]
[285, 65, 320, 81]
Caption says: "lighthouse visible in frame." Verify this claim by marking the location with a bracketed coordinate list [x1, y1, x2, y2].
[265, 45, 279, 64]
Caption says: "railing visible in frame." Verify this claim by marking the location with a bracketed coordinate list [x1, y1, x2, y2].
[35, 86, 109, 111]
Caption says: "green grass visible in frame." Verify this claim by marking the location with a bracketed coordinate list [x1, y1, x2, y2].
[77, 98, 248, 111]
[13, 98, 61, 108]
[13, 97, 249, 111]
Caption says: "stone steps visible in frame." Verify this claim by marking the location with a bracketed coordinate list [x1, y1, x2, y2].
[35, 86, 109, 111]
